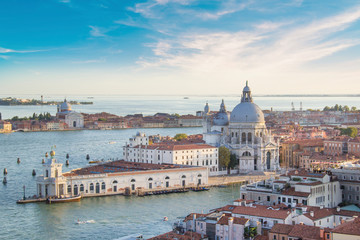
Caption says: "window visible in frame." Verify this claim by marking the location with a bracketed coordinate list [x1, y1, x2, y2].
[67, 185, 72, 193]
[101, 182, 106, 190]
[46, 170, 49, 178]
[80, 184, 84, 192]
[131, 179, 136, 182]
[267, 196, 270, 201]
[89, 183, 94, 191]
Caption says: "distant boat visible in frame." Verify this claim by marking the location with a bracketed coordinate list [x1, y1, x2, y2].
[89, 160, 102, 164]
[47, 195, 81, 203]
[76, 219, 95, 225]
[184, 97, 189, 99]
[192, 187, 210, 192]
[87, 97, 94, 99]
[163, 216, 168, 221]
[109, 141, 116, 144]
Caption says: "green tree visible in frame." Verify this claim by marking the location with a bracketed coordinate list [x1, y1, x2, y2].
[351, 106, 357, 112]
[340, 127, 358, 138]
[174, 133, 187, 141]
[219, 146, 231, 172]
[244, 227, 257, 239]
[229, 153, 238, 169]
[323, 106, 330, 111]
[334, 104, 339, 111]
[343, 105, 350, 112]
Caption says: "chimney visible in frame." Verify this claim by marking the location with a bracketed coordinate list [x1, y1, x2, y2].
[337, 207, 340, 212]
[310, 211, 314, 217]
[228, 217, 234, 225]
[320, 228, 324, 238]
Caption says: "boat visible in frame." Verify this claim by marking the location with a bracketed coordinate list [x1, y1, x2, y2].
[163, 216, 168, 221]
[76, 219, 95, 224]
[192, 187, 210, 192]
[89, 160, 102, 164]
[184, 97, 189, 99]
[47, 195, 81, 203]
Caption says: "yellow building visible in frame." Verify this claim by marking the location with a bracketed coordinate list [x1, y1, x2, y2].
[0, 121, 12, 133]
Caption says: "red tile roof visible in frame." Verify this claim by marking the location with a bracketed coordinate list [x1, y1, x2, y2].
[332, 217, 360, 236]
[281, 187, 310, 197]
[148, 231, 206, 240]
[230, 204, 291, 220]
[217, 216, 249, 226]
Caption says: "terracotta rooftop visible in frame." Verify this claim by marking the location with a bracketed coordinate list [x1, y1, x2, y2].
[148, 231, 206, 240]
[303, 207, 360, 221]
[332, 217, 360, 236]
[281, 187, 310, 197]
[269, 223, 294, 235]
[281, 170, 326, 178]
[217, 216, 249, 226]
[288, 224, 321, 240]
[131, 143, 216, 151]
[63, 160, 197, 177]
[230, 204, 291, 220]
[183, 213, 208, 222]
[296, 181, 323, 186]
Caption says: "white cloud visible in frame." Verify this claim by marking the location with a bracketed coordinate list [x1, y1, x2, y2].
[72, 58, 106, 64]
[89, 26, 108, 37]
[138, 6, 360, 74]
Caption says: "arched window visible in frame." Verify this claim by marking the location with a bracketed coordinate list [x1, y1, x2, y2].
[206, 160, 209, 165]
[131, 179, 136, 182]
[80, 184, 84, 192]
[232, 132, 234, 137]
[89, 183, 94, 191]
[73, 185, 78, 195]
[182, 175, 186, 178]
[266, 151, 271, 170]
[198, 174, 202, 177]
[67, 185, 72, 193]
[242, 151, 251, 156]
[242, 133, 246, 144]
[113, 180, 118, 184]
[101, 182, 106, 190]
[248, 132, 252, 143]
[165, 176, 170, 180]
[148, 178, 153, 181]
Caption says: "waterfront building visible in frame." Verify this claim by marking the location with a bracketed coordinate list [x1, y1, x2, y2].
[123, 132, 219, 175]
[203, 82, 280, 173]
[36, 150, 208, 198]
[240, 170, 341, 208]
[0, 120, 12, 133]
[56, 99, 84, 128]
[331, 168, 360, 204]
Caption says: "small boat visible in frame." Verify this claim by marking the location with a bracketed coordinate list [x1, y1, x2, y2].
[76, 219, 95, 224]
[163, 216, 168, 221]
[192, 187, 210, 192]
[184, 97, 189, 99]
[47, 195, 81, 203]
[109, 141, 116, 144]
[89, 160, 102, 164]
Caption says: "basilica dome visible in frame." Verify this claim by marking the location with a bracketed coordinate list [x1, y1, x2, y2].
[230, 102, 264, 123]
[230, 82, 265, 123]
[60, 99, 72, 112]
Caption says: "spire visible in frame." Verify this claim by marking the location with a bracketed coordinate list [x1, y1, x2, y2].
[220, 99, 226, 112]
[204, 102, 210, 114]
[241, 81, 253, 103]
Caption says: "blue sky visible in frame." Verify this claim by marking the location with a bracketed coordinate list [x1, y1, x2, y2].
[1, 0, 360, 95]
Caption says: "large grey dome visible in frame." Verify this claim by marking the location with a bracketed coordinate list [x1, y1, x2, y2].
[230, 102, 264, 123]
[213, 112, 230, 126]
[60, 99, 72, 112]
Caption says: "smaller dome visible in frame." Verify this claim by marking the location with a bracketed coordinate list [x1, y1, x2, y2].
[213, 112, 230, 126]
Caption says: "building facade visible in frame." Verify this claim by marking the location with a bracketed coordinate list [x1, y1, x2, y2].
[56, 99, 84, 128]
[123, 133, 219, 175]
[36, 151, 209, 198]
[203, 82, 280, 173]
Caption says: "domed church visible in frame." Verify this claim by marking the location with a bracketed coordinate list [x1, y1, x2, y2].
[56, 99, 84, 128]
[203, 82, 280, 173]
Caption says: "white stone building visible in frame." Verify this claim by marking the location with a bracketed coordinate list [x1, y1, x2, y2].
[123, 133, 219, 175]
[240, 170, 342, 208]
[56, 99, 84, 128]
[36, 151, 208, 198]
[203, 82, 280, 173]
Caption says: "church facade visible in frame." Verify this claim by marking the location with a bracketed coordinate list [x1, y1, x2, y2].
[56, 99, 84, 128]
[203, 82, 280, 173]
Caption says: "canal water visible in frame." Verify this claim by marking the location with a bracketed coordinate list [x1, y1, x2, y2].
[0, 127, 241, 239]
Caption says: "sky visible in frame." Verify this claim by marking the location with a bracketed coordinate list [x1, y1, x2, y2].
[1, 0, 360, 95]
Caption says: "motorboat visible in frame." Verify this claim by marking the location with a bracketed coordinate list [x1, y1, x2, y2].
[47, 195, 81, 203]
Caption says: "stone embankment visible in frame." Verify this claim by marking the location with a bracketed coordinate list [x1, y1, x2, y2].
[208, 172, 280, 186]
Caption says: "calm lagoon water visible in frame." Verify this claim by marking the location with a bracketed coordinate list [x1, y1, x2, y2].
[1, 127, 242, 239]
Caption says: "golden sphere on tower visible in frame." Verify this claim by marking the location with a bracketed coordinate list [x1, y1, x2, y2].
[50, 150, 55, 157]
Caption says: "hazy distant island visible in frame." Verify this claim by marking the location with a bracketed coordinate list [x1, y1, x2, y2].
[0, 97, 93, 106]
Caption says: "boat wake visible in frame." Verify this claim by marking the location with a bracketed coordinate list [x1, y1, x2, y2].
[76, 219, 96, 224]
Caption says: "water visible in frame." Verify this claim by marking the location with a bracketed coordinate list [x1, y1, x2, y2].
[1, 94, 360, 119]
[0, 127, 242, 239]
